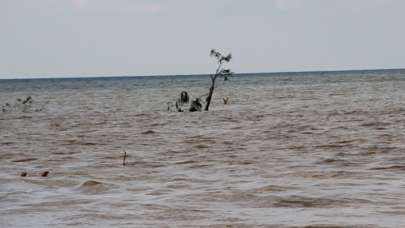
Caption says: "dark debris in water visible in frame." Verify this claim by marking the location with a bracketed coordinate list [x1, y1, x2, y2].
[141, 130, 156, 134]
[41, 171, 49, 177]
[12, 158, 38, 163]
[370, 165, 405, 171]
[79, 180, 108, 193]
[18, 170, 50, 177]
[290, 225, 371, 228]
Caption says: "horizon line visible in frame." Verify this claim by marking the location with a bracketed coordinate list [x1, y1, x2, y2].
[1, 67, 404, 80]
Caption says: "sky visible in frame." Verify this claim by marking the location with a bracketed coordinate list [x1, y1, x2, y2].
[1, 0, 405, 79]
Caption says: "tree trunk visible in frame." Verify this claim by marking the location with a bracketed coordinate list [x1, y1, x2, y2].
[204, 77, 216, 111]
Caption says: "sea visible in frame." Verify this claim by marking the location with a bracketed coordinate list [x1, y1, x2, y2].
[1, 69, 405, 227]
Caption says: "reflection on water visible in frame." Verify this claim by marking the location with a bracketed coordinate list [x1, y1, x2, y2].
[1, 70, 405, 227]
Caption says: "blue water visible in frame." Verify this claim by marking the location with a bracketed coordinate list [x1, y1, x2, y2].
[1, 69, 404, 92]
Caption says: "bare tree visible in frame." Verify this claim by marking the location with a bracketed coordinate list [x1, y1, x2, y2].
[167, 49, 233, 112]
[205, 49, 233, 111]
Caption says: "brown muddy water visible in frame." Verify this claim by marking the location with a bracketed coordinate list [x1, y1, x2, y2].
[1, 71, 405, 227]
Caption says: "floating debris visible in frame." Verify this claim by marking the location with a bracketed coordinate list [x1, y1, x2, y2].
[189, 98, 202, 112]
[41, 171, 49, 177]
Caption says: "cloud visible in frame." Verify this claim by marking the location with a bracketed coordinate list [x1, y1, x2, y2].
[273, 0, 303, 10]
[71, 0, 88, 10]
[70, 0, 166, 14]
[136, 2, 164, 14]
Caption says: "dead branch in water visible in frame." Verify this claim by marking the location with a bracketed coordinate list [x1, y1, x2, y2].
[167, 50, 233, 112]
[123, 151, 127, 166]
[205, 49, 233, 111]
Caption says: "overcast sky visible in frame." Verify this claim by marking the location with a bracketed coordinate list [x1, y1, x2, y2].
[1, 0, 405, 78]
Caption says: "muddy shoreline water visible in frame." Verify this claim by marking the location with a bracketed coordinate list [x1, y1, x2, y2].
[1, 71, 405, 227]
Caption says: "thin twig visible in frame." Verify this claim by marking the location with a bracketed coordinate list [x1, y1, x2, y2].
[123, 150, 127, 166]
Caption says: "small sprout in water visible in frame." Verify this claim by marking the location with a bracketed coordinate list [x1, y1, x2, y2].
[123, 151, 127, 166]
[223, 97, 229, 104]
